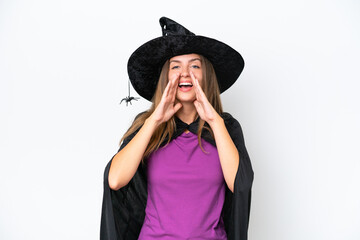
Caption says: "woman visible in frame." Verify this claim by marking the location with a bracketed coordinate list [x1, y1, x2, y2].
[100, 17, 254, 240]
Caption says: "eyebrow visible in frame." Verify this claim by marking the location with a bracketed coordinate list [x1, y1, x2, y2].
[169, 58, 202, 64]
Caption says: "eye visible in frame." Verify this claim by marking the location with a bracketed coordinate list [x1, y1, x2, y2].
[171, 66, 180, 69]
[191, 65, 200, 69]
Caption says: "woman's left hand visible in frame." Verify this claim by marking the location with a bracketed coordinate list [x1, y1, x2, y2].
[190, 71, 221, 126]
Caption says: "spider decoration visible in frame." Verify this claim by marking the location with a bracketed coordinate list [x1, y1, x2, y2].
[120, 80, 140, 106]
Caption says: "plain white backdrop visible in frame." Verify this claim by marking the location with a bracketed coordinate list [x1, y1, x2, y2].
[1, 0, 359, 239]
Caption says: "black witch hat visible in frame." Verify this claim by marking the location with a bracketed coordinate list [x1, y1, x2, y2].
[127, 16, 245, 101]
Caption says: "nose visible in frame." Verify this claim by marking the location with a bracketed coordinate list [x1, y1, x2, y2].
[181, 68, 189, 78]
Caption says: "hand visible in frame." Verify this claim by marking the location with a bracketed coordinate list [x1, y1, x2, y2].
[190, 71, 221, 125]
[149, 73, 183, 125]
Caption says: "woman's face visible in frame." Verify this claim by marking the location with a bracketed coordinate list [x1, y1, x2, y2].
[168, 53, 203, 103]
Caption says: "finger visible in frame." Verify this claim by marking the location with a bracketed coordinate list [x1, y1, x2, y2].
[167, 73, 177, 95]
[169, 73, 180, 101]
[189, 71, 196, 88]
[173, 72, 180, 87]
[164, 73, 179, 101]
[193, 100, 203, 114]
[196, 78, 205, 97]
[190, 71, 198, 98]
[193, 100, 199, 109]
[193, 77, 206, 100]
[189, 71, 200, 99]
[162, 77, 172, 99]
[171, 83, 178, 102]
[173, 102, 183, 113]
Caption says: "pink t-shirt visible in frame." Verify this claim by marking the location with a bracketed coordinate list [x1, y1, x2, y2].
[138, 131, 227, 240]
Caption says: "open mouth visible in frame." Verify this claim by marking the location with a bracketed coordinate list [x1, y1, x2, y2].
[178, 82, 193, 88]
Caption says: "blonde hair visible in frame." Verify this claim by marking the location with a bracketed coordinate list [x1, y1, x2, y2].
[119, 54, 223, 164]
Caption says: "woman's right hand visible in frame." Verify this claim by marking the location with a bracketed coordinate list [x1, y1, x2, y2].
[109, 74, 182, 190]
[149, 73, 182, 125]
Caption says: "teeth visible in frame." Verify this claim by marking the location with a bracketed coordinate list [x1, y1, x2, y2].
[179, 82, 193, 87]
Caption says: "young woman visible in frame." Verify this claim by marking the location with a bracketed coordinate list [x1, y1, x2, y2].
[100, 17, 254, 240]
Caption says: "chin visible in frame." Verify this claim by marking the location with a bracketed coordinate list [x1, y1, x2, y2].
[176, 93, 196, 103]
[176, 90, 196, 102]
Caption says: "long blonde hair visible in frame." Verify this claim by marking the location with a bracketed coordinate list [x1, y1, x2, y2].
[119, 54, 223, 164]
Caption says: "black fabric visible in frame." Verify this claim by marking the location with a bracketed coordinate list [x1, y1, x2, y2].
[160, 17, 195, 37]
[100, 112, 254, 240]
[127, 17, 245, 101]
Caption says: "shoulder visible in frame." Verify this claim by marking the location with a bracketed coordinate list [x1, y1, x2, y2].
[220, 112, 247, 149]
[120, 111, 148, 148]
[220, 111, 241, 131]
[134, 110, 148, 120]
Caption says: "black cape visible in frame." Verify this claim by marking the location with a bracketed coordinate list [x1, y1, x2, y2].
[100, 112, 254, 240]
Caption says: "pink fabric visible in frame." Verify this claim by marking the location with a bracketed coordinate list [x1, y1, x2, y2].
[138, 131, 227, 240]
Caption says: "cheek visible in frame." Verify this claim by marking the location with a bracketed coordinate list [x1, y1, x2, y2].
[194, 73, 203, 84]
[168, 71, 178, 80]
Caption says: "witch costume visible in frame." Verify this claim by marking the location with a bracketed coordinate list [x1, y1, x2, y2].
[100, 17, 254, 240]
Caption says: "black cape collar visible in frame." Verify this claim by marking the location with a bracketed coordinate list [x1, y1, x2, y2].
[173, 115, 199, 135]
[167, 115, 216, 146]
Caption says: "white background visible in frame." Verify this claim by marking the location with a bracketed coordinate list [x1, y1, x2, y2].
[1, 0, 359, 239]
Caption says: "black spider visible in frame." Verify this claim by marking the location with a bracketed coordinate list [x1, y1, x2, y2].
[120, 80, 140, 106]
[120, 96, 140, 106]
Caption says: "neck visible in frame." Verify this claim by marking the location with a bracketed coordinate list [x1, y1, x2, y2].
[175, 102, 197, 124]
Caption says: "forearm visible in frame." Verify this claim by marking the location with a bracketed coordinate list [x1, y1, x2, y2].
[108, 116, 159, 190]
[209, 116, 239, 193]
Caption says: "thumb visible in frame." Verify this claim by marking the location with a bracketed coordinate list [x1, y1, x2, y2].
[193, 100, 200, 108]
[174, 102, 183, 113]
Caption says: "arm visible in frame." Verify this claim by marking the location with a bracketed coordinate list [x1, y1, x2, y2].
[208, 116, 239, 193]
[108, 73, 182, 190]
[190, 71, 239, 192]
[108, 117, 159, 190]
